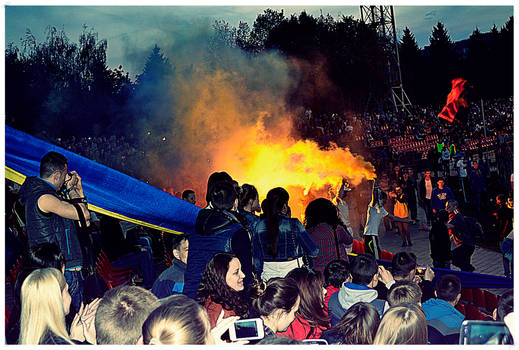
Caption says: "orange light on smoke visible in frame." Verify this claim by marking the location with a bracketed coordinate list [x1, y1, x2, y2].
[215, 117, 376, 219]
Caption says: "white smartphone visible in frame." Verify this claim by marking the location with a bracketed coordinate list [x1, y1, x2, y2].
[228, 318, 265, 341]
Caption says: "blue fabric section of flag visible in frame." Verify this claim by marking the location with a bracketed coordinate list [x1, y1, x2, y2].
[5, 125, 200, 234]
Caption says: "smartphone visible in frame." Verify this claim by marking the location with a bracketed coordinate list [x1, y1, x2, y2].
[416, 265, 426, 275]
[302, 339, 329, 345]
[459, 320, 513, 345]
[229, 318, 265, 341]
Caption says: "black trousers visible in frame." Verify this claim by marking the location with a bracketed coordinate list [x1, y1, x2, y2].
[452, 245, 475, 272]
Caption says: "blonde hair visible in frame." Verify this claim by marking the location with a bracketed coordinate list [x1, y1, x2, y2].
[19, 268, 72, 344]
[373, 303, 427, 344]
[142, 294, 211, 345]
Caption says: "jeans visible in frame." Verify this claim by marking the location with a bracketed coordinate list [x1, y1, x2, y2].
[112, 250, 155, 289]
[64, 270, 84, 313]
[423, 199, 432, 225]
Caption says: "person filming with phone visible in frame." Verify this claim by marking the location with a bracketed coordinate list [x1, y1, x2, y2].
[18, 151, 90, 314]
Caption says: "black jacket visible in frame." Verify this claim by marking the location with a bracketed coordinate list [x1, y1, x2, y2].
[18, 177, 83, 268]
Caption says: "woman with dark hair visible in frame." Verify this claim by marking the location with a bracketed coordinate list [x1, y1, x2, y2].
[277, 268, 330, 339]
[254, 187, 318, 281]
[320, 302, 380, 344]
[305, 198, 353, 272]
[251, 277, 301, 338]
[196, 252, 249, 328]
[238, 184, 261, 226]
[238, 183, 262, 276]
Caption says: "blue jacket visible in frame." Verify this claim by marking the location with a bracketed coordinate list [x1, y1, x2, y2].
[253, 215, 318, 262]
[468, 167, 485, 193]
[431, 186, 455, 211]
[151, 257, 187, 299]
[183, 208, 253, 299]
[238, 208, 263, 275]
[422, 298, 465, 342]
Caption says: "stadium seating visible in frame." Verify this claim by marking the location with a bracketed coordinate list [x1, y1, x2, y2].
[95, 251, 133, 289]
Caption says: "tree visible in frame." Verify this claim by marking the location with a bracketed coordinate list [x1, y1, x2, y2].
[425, 22, 460, 105]
[248, 9, 285, 53]
[399, 27, 422, 103]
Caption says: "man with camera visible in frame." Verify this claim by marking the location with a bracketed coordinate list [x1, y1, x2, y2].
[19, 151, 90, 312]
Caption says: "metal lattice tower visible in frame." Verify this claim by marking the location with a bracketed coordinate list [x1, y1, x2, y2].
[360, 6, 412, 114]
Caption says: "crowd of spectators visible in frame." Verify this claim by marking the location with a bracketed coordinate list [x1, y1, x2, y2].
[5, 165, 514, 345]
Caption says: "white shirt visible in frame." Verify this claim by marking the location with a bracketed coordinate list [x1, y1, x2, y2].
[425, 179, 433, 200]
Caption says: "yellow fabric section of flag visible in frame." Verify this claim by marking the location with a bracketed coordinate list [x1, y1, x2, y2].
[5, 166, 182, 235]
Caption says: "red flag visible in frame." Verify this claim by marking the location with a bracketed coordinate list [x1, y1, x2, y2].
[438, 78, 468, 123]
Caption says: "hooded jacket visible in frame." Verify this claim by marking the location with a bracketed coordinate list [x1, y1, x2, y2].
[422, 298, 465, 343]
[18, 176, 83, 268]
[182, 208, 253, 299]
[327, 282, 385, 326]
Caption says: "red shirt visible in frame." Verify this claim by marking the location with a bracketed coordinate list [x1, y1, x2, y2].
[277, 314, 328, 340]
[204, 296, 237, 329]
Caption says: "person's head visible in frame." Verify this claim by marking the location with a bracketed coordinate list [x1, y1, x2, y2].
[373, 303, 427, 344]
[408, 168, 413, 176]
[142, 294, 212, 345]
[394, 165, 400, 173]
[324, 259, 351, 289]
[39, 151, 68, 188]
[387, 280, 423, 307]
[182, 190, 196, 205]
[395, 185, 402, 195]
[350, 254, 379, 287]
[196, 252, 248, 317]
[26, 242, 66, 273]
[391, 252, 417, 280]
[171, 234, 189, 264]
[434, 274, 461, 306]
[264, 187, 290, 257]
[333, 302, 381, 344]
[208, 181, 238, 211]
[15, 243, 66, 308]
[239, 184, 260, 213]
[304, 198, 340, 229]
[445, 199, 459, 213]
[402, 172, 409, 181]
[205, 171, 233, 204]
[424, 169, 431, 180]
[472, 160, 479, 169]
[494, 289, 513, 321]
[285, 268, 330, 328]
[437, 178, 445, 189]
[252, 277, 300, 333]
[19, 268, 71, 344]
[95, 285, 160, 344]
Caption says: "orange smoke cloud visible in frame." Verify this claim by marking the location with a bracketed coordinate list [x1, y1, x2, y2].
[147, 50, 375, 219]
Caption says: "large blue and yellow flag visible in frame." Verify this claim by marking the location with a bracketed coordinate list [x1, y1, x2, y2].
[5, 126, 200, 234]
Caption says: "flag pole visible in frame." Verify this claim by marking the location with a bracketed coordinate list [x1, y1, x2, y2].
[480, 98, 487, 141]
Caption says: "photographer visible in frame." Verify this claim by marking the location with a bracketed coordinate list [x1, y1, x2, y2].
[19, 151, 90, 312]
